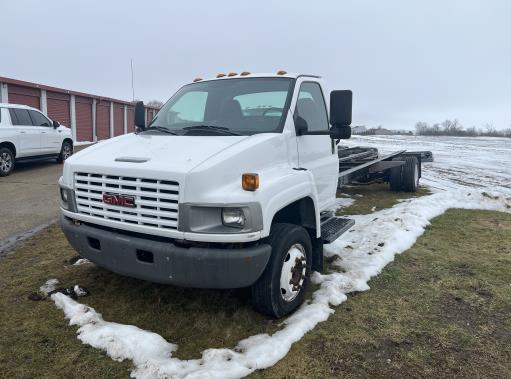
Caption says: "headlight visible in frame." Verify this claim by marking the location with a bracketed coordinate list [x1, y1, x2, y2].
[222, 208, 246, 228]
[60, 188, 69, 202]
[59, 185, 77, 212]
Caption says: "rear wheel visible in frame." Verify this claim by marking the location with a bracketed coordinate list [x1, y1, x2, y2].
[389, 165, 402, 191]
[0, 147, 15, 177]
[57, 141, 73, 163]
[402, 156, 419, 192]
[251, 223, 312, 318]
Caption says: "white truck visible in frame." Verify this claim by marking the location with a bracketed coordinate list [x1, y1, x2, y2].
[0, 103, 73, 176]
[59, 72, 421, 317]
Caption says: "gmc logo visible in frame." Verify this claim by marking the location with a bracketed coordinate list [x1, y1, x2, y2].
[102, 193, 136, 208]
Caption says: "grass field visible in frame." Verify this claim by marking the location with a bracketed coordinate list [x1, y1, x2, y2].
[0, 184, 509, 378]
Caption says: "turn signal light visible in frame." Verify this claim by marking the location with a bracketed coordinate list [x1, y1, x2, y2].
[277, 70, 287, 75]
[216, 73, 226, 78]
[242, 173, 259, 191]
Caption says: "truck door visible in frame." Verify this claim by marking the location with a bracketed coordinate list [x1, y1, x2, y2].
[294, 81, 338, 209]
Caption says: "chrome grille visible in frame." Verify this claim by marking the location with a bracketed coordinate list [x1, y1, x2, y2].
[74, 172, 179, 230]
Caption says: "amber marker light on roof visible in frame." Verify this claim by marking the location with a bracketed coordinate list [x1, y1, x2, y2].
[216, 73, 226, 78]
[227, 72, 238, 77]
[193, 77, 203, 82]
[242, 173, 259, 191]
[240, 71, 251, 76]
[276, 70, 287, 75]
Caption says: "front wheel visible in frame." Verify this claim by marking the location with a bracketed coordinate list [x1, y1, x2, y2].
[0, 147, 15, 177]
[251, 223, 312, 318]
[57, 141, 73, 163]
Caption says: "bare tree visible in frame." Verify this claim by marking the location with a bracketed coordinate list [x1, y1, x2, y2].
[146, 100, 164, 108]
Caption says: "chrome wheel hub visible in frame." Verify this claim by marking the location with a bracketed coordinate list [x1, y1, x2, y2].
[280, 243, 306, 302]
[0, 152, 12, 172]
[62, 145, 72, 160]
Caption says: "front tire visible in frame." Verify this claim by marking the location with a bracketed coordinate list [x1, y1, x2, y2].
[0, 147, 15, 177]
[251, 223, 312, 318]
[57, 141, 73, 163]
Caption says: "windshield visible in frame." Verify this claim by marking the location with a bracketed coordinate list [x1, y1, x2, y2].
[145, 78, 294, 135]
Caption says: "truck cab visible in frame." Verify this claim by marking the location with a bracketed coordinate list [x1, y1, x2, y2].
[59, 72, 353, 317]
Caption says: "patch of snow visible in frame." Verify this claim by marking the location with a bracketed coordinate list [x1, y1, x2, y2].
[51, 136, 511, 378]
[40, 279, 59, 295]
[335, 197, 355, 209]
[73, 285, 88, 297]
[73, 258, 91, 266]
[74, 141, 96, 147]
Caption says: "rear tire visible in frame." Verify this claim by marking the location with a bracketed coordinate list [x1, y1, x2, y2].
[389, 165, 402, 191]
[0, 147, 15, 177]
[251, 223, 312, 318]
[57, 141, 73, 163]
[402, 156, 419, 192]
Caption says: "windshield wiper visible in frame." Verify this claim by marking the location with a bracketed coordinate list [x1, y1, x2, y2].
[182, 125, 241, 136]
[143, 126, 179, 135]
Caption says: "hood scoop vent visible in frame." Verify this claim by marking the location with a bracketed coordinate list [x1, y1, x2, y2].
[114, 157, 150, 163]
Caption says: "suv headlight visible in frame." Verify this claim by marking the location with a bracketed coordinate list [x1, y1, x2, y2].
[222, 208, 246, 228]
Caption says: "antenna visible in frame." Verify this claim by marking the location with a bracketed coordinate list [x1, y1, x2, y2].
[130, 59, 135, 101]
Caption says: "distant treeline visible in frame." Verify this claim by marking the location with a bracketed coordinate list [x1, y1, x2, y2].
[415, 120, 511, 138]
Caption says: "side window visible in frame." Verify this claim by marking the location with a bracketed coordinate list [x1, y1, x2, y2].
[295, 82, 329, 132]
[8, 109, 19, 125]
[11, 109, 33, 126]
[168, 91, 207, 123]
[28, 110, 51, 127]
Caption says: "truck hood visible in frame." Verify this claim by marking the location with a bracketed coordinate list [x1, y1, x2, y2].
[67, 133, 249, 174]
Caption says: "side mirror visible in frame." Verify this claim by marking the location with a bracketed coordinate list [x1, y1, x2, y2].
[134, 101, 146, 129]
[52, 120, 60, 129]
[329, 124, 351, 139]
[294, 115, 308, 136]
[330, 90, 352, 126]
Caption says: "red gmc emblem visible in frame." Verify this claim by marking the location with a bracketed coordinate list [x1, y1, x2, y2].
[102, 193, 136, 208]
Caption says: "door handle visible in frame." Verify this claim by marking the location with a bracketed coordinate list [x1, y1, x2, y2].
[19, 131, 27, 134]
[41, 132, 47, 134]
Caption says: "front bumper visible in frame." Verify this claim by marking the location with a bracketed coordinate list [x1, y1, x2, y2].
[60, 215, 271, 289]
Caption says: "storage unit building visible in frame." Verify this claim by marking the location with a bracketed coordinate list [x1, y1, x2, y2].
[0, 76, 160, 144]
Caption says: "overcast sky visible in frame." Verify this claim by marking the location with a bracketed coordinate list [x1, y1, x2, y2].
[2, 0, 510, 130]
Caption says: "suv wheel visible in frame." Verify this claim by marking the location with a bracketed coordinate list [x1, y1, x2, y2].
[57, 141, 73, 163]
[0, 147, 15, 177]
[251, 223, 312, 318]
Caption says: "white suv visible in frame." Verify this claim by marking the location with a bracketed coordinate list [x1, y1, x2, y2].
[0, 103, 73, 176]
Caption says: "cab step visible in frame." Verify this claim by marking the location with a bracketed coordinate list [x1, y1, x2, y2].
[321, 217, 355, 244]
